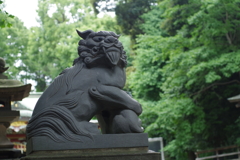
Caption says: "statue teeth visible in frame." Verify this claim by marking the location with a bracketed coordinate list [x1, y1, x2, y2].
[106, 51, 120, 65]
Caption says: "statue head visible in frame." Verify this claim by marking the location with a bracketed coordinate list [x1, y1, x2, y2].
[0, 58, 9, 73]
[74, 30, 127, 68]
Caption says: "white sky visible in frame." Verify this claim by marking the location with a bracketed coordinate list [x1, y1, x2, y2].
[4, 0, 115, 29]
[3, 1, 115, 91]
[4, 0, 39, 28]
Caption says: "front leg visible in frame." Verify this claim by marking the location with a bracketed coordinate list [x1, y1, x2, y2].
[89, 84, 142, 115]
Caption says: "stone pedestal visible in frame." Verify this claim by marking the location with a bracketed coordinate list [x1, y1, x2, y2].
[23, 133, 160, 160]
[0, 79, 31, 159]
[22, 148, 160, 160]
[0, 111, 22, 159]
[0, 111, 19, 148]
[0, 149, 21, 159]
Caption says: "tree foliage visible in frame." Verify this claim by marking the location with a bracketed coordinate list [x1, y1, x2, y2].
[1, 0, 124, 91]
[2, 0, 240, 159]
[93, 0, 157, 40]
[128, 0, 240, 159]
[0, 17, 28, 79]
[19, 0, 122, 91]
[0, 0, 14, 28]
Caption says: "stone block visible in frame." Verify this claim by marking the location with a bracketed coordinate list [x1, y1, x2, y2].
[22, 148, 160, 160]
[0, 149, 21, 159]
[27, 133, 148, 154]
[23, 133, 161, 160]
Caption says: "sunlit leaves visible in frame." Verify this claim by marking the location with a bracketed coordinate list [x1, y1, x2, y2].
[21, 0, 121, 91]
[0, 17, 28, 79]
[128, 0, 240, 159]
[0, 0, 14, 28]
[129, 35, 163, 100]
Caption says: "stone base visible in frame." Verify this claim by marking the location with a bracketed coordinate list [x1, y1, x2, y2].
[0, 148, 21, 159]
[21, 148, 160, 160]
[23, 133, 160, 160]
[26, 133, 149, 155]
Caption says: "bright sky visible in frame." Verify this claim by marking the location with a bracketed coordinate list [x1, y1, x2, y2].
[4, 0, 39, 28]
[4, 0, 115, 28]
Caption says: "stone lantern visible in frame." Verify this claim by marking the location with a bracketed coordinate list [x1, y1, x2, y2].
[228, 94, 240, 108]
[0, 58, 31, 159]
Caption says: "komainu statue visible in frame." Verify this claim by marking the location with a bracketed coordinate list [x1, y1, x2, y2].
[26, 30, 143, 142]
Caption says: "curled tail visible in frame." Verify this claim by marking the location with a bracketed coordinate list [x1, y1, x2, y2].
[27, 106, 93, 142]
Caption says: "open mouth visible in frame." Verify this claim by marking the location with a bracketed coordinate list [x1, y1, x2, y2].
[104, 47, 121, 66]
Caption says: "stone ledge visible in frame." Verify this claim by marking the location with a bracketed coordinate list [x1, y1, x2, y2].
[26, 147, 148, 157]
[0, 149, 21, 159]
[27, 133, 149, 155]
[22, 149, 160, 160]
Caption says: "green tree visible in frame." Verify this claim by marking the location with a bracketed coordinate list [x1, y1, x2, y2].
[129, 0, 240, 159]
[0, 17, 28, 80]
[115, 0, 156, 39]
[93, 0, 157, 40]
[128, 5, 166, 100]
[20, 0, 121, 91]
[90, 0, 116, 15]
[0, 0, 14, 28]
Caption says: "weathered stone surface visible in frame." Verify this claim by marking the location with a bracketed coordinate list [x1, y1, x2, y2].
[0, 58, 31, 159]
[26, 30, 143, 144]
[22, 148, 160, 160]
[0, 149, 21, 159]
[24, 30, 156, 160]
[25, 133, 162, 160]
[0, 111, 19, 123]
[27, 133, 148, 155]
[0, 123, 14, 149]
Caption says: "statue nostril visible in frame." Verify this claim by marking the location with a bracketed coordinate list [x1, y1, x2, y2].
[92, 47, 98, 54]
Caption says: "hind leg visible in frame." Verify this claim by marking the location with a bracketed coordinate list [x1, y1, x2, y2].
[111, 109, 144, 134]
[97, 109, 144, 134]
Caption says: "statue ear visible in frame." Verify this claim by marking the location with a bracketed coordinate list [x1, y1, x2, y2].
[76, 30, 94, 39]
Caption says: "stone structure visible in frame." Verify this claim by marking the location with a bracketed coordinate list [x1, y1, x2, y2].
[24, 30, 160, 160]
[228, 94, 240, 108]
[0, 57, 9, 79]
[0, 58, 31, 159]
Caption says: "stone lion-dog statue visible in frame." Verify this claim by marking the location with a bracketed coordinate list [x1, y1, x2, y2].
[27, 30, 143, 142]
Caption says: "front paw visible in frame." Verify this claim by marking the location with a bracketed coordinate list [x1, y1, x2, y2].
[89, 86, 104, 100]
[134, 102, 142, 115]
[89, 86, 98, 96]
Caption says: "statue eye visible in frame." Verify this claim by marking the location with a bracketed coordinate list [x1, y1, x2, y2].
[93, 36, 104, 42]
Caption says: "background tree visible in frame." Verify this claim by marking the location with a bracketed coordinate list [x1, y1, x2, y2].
[0, 16, 28, 79]
[93, 0, 157, 40]
[20, 0, 121, 91]
[0, 0, 14, 28]
[128, 0, 240, 159]
[0, 0, 126, 91]
[3, 0, 240, 159]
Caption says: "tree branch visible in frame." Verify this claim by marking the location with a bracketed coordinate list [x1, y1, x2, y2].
[190, 80, 240, 97]
[226, 33, 232, 45]
[225, 11, 233, 45]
